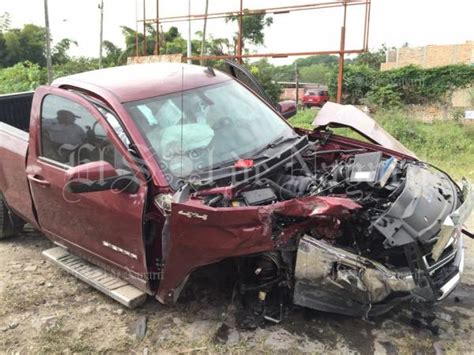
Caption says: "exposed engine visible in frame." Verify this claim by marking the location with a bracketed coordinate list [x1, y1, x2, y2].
[195, 138, 465, 326]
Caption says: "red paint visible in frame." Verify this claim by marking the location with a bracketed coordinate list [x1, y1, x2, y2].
[157, 195, 360, 302]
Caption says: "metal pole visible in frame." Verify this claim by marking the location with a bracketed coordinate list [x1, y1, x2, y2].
[135, 0, 139, 56]
[184, 48, 364, 62]
[295, 62, 299, 110]
[143, 0, 147, 56]
[365, 0, 371, 52]
[148, 1, 366, 24]
[238, 0, 243, 64]
[187, 0, 192, 64]
[200, 0, 209, 65]
[99, 0, 104, 68]
[44, 0, 53, 84]
[155, 0, 159, 55]
[362, 0, 368, 50]
[336, 1, 347, 104]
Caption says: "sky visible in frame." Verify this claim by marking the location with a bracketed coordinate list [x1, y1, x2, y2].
[2, 0, 473, 65]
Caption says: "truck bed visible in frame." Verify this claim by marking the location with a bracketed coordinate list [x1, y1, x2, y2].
[0, 92, 36, 226]
[0, 91, 33, 132]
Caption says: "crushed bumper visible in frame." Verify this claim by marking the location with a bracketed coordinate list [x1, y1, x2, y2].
[432, 178, 472, 300]
[293, 235, 416, 316]
[293, 179, 473, 316]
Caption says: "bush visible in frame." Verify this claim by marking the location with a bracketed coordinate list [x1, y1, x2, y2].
[53, 57, 99, 79]
[0, 61, 46, 94]
[328, 64, 474, 107]
[366, 85, 402, 108]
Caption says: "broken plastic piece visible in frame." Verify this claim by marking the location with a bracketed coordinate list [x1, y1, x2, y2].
[234, 159, 255, 169]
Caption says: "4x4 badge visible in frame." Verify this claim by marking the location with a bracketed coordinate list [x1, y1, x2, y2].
[178, 210, 208, 221]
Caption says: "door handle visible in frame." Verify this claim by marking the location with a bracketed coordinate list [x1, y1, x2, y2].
[27, 174, 51, 187]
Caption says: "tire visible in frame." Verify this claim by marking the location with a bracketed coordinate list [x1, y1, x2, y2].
[0, 194, 24, 239]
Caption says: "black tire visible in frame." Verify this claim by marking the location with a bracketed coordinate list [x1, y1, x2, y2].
[0, 194, 24, 239]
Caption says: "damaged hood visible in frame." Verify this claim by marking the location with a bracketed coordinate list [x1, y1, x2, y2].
[313, 102, 417, 158]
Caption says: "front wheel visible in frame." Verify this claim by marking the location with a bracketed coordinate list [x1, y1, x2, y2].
[0, 194, 25, 239]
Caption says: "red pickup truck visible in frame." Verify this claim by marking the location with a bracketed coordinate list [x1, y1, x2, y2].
[0, 62, 472, 326]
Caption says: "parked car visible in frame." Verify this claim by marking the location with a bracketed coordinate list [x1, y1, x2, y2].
[0, 62, 472, 327]
[303, 89, 329, 108]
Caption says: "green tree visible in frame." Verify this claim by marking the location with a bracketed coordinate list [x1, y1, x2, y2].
[0, 23, 75, 68]
[299, 64, 329, 84]
[295, 55, 338, 67]
[0, 32, 7, 67]
[120, 25, 193, 58]
[272, 55, 337, 82]
[0, 12, 10, 32]
[102, 40, 124, 66]
[353, 46, 387, 70]
[3, 24, 47, 67]
[226, 11, 273, 53]
[52, 38, 77, 65]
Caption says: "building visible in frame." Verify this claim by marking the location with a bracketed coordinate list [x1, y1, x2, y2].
[381, 41, 474, 71]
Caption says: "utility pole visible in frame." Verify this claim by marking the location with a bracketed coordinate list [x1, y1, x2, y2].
[295, 62, 299, 111]
[154, 0, 159, 55]
[237, 0, 243, 64]
[143, 0, 147, 55]
[44, 0, 53, 84]
[200, 0, 209, 66]
[98, 0, 104, 68]
[187, 0, 192, 64]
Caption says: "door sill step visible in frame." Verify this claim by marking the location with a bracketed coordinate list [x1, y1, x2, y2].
[42, 247, 147, 308]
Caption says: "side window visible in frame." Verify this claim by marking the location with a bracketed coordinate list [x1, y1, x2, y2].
[96, 106, 131, 147]
[40, 95, 126, 169]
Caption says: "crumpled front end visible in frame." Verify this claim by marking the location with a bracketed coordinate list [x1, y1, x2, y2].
[293, 172, 471, 317]
[152, 123, 472, 322]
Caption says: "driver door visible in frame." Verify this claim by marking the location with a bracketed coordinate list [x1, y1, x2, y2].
[26, 87, 150, 290]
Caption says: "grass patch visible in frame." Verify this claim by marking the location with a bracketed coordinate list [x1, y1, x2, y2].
[289, 108, 474, 180]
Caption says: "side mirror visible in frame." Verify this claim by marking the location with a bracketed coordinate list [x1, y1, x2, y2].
[278, 100, 297, 119]
[65, 161, 139, 194]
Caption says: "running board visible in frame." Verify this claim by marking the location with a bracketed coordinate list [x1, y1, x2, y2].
[42, 247, 147, 308]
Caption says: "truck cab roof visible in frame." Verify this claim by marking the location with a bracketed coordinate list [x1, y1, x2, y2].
[52, 63, 231, 103]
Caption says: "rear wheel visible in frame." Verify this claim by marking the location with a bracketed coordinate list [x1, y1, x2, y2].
[0, 194, 25, 239]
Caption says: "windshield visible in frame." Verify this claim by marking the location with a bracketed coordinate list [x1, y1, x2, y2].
[125, 80, 295, 185]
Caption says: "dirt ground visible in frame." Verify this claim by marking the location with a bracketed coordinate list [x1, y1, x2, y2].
[1, 215, 473, 354]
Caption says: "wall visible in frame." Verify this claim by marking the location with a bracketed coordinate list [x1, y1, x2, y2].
[381, 41, 474, 70]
